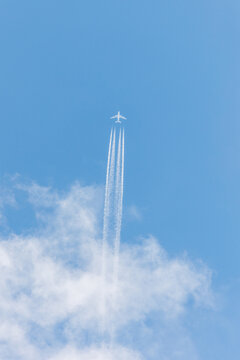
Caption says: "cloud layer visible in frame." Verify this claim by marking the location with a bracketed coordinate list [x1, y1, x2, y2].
[0, 181, 213, 359]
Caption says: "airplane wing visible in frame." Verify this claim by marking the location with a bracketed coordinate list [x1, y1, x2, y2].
[119, 115, 127, 120]
[111, 115, 117, 119]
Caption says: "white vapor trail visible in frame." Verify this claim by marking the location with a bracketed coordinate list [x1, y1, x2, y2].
[108, 129, 116, 232]
[114, 128, 122, 253]
[113, 129, 124, 292]
[116, 128, 124, 260]
[102, 128, 113, 250]
[101, 126, 125, 340]
[101, 128, 115, 333]
[110, 128, 125, 342]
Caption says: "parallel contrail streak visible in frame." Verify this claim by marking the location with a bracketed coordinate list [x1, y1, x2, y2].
[109, 128, 123, 343]
[112, 129, 124, 315]
[101, 126, 124, 341]
[101, 128, 115, 333]
[114, 129, 122, 234]
[108, 129, 116, 220]
[102, 128, 113, 247]
[113, 129, 124, 276]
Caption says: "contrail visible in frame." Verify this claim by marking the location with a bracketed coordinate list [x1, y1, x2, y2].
[108, 129, 116, 232]
[101, 128, 115, 334]
[110, 129, 124, 343]
[117, 130, 125, 252]
[102, 128, 113, 250]
[113, 129, 124, 275]
[112, 129, 124, 295]
[101, 126, 125, 341]
[114, 128, 122, 238]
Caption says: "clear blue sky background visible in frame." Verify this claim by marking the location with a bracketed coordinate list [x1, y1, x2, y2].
[0, 1, 239, 359]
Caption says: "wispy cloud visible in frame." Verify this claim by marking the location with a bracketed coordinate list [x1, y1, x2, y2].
[0, 181, 214, 359]
[127, 204, 142, 221]
[0, 183, 16, 227]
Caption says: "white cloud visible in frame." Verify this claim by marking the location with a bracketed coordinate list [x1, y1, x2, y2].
[0, 181, 214, 359]
[0, 183, 16, 227]
[49, 345, 143, 360]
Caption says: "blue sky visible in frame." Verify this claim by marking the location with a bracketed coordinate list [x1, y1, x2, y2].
[0, 1, 239, 359]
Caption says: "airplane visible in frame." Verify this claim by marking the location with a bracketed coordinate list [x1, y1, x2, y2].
[111, 111, 127, 124]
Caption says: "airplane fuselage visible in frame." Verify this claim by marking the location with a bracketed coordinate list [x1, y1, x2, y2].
[111, 111, 127, 124]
